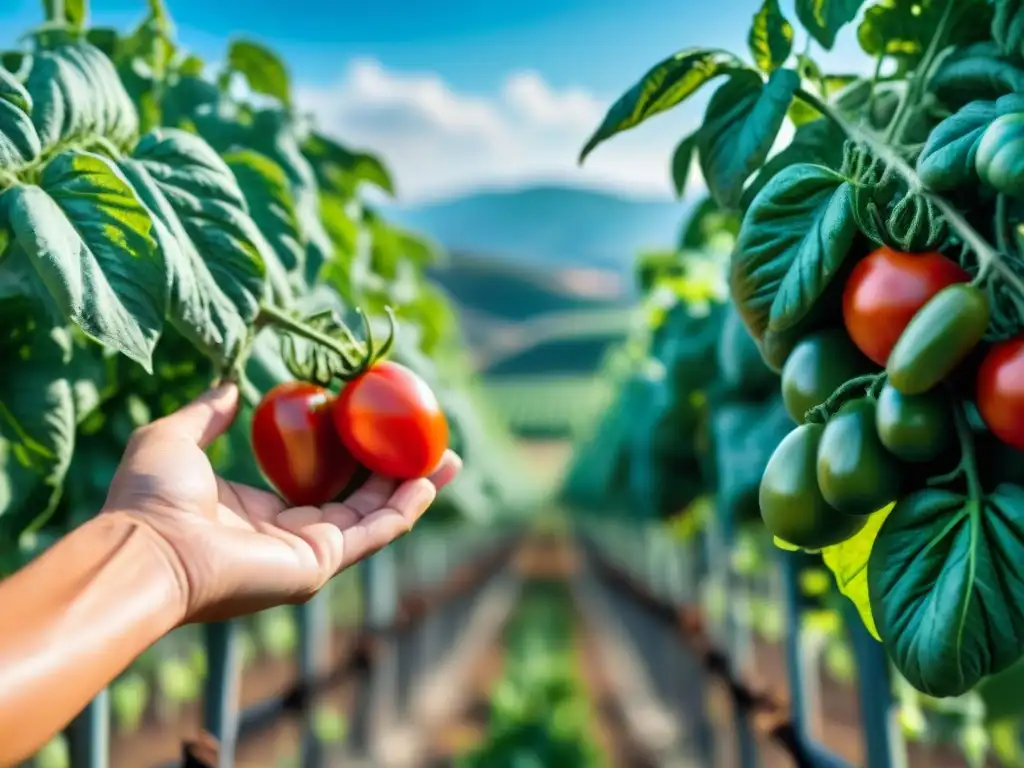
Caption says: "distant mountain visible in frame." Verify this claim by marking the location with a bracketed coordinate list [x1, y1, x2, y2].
[384, 185, 689, 272]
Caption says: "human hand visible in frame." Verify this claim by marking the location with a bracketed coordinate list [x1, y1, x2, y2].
[101, 383, 461, 624]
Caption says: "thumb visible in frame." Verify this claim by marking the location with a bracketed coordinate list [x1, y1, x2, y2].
[159, 383, 240, 447]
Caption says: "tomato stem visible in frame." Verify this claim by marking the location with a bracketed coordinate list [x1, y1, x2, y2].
[257, 302, 365, 370]
[952, 401, 983, 501]
[884, 0, 955, 144]
[804, 373, 880, 424]
[794, 89, 1024, 304]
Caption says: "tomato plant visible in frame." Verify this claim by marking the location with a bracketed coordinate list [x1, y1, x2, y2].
[333, 361, 449, 480]
[573, 0, 1024, 700]
[842, 247, 970, 367]
[0, 0, 527, 576]
[780, 328, 871, 424]
[252, 382, 361, 507]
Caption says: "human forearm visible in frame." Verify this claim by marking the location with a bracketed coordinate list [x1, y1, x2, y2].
[0, 513, 184, 764]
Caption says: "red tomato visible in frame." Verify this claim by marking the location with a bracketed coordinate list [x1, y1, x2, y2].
[978, 337, 1024, 451]
[333, 361, 449, 479]
[842, 247, 969, 366]
[251, 381, 360, 507]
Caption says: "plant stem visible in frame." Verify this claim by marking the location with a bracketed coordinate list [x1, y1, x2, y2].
[794, 87, 1024, 301]
[885, 0, 956, 143]
[256, 302, 365, 369]
[952, 401, 983, 500]
[805, 373, 880, 423]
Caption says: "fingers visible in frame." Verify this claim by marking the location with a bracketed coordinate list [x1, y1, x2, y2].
[338, 478, 439, 567]
[156, 384, 240, 447]
[428, 450, 462, 491]
[341, 450, 463, 516]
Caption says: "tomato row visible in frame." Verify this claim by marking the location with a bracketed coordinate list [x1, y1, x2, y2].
[250, 361, 449, 507]
[760, 244, 1024, 548]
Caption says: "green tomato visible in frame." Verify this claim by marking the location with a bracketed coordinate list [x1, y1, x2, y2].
[875, 383, 953, 463]
[817, 399, 902, 516]
[781, 329, 872, 424]
[886, 283, 990, 395]
[977, 111, 1024, 196]
[759, 424, 867, 549]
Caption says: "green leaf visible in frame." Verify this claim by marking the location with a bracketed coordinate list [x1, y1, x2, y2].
[579, 48, 746, 162]
[227, 39, 291, 106]
[930, 55, 1024, 112]
[119, 129, 267, 362]
[859, 0, 993, 67]
[670, 133, 696, 199]
[870, 485, 1024, 697]
[25, 42, 138, 151]
[698, 68, 801, 210]
[796, 0, 866, 50]
[3, 151, 165, 369]
[993, 0, 1024, 60]
[820, 503, 893, 641]
[224, 150, 304, 274]
[741, 117, 846, 208]
[43, 0, 87, 25]
[85, 28, 120, 59]
[0, 67, 41, 171]
[917, 100, 999, 190]
[302, 131, 395, 197]
[731, 163, 857, 342]
[749, 0, 794, 73]
[0, 299, 75, 543]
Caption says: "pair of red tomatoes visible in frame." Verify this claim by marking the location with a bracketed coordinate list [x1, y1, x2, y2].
[251, 361, 449, 507]
[841, 246, 1024, 451]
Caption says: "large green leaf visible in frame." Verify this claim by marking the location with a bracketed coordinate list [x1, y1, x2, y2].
[3, 151, 165, 369]
[698, 68, 800, 210]
[993, 0, 1024, 60]
[858, 0, 993, 68]
[917, 94, 1024, 190]
[43, 0, 88, 26]
[929, 55, 1024, 111]
[670, 133, 696, 199]
[25, 42, 138, 151]
[796, 0, 867, 50]
[227, 39, 291, 107]
[224, 150, 304, 274]
[0, 300, 76, 543]
[749, 0, 794, 73]
[0, 67, 40, 171]
[731, 163, 857, 342]
[820, 504, 892, 641]
[741, 117, 846, 208]
[869, 485, 1024, 697]
[302, 131, 395, 197]
[579, 49, 746, 161]
[129, 129, 267, 330]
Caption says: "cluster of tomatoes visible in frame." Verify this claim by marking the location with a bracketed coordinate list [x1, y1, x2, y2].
[760, 245, 1024, 549]
[251, 361, 449, 507]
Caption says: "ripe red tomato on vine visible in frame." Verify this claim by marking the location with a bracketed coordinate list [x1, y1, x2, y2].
[842, 246, 969, 367]
[333, 361, 449, 480]
[252, 381, 362, 507]
[978, 337, 1024, 451]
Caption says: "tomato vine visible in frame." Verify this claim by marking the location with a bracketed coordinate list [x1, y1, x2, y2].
[573, 0, 1024, 702]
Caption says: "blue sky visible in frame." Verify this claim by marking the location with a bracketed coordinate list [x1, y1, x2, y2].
[2, 0, 870, 202]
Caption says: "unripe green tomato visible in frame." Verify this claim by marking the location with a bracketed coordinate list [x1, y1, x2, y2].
[887, 283, 990, 395]
[817, 398, 902, 516]
[875, 383, 953, 463]
[976, 112, 1024, 196]
[781, 329, 872, 424]
[759, 423, 867, 549]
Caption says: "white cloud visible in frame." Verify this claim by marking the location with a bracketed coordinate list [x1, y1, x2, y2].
[295, 58, 700, 204]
